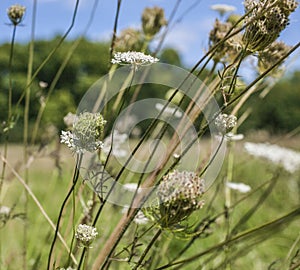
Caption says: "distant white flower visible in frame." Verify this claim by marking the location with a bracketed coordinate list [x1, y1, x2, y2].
[103, 130, 128, 158]
[123, 183, 142, 193]
[226, 132, 244, 141]
[121, 205, 149, 225]
[155, 103, 182, 118]
[39, 81, 48, 88]
[63, 112, 77, 127]
[226, 182, 251, 193]
[75, 224, 98, 246]
[244, 142, 300, 173]
[211, 4, 236, 16]
[0, 206, 10, 216]
[111, 51, 159, 68]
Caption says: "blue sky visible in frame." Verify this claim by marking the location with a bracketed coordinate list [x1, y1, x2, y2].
[0, 0, 299, 69]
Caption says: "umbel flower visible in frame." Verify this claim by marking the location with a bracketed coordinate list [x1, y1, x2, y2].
[215, 113, 237, 134]
[145, 170, 205, 230]
[7, 4, 26, 26]
[242, 0, 298, 52]
[75, 224, 98, 247]
[111, 51, 159, 68]
[114, 28, 143, 52]
[258, 40, 292, 75]
[141, 6, 167, 38]
[211, 4, 236, 16]
[60, 112, 106, 153]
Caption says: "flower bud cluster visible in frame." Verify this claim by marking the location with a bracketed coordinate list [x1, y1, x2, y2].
[215, 113, 237, 134]
[75, 224, 98, 247]
[142, 6, 167, 38]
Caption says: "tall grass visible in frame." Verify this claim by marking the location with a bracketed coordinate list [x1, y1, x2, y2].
[0, 1, 300, 270]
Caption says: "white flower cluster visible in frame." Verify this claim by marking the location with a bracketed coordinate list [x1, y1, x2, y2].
[60, 112, 106, 154]
[111, 51, 159, 66]
[215, 113, 237, 134]
[211, 4, 236, 15]
[244, 142, 300, 173]
[75, 224, 98, 246]
[226, 182, 251, 193]
[155, 103, 182, 118]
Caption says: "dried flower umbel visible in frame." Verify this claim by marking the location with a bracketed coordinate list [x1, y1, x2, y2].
[142, 6, 167, 38]
[7, 4, 26, 26]
[60, 112, 106, 153]
[209, 19, 242, 63]
[243, 0, 298, 52]
[258, 40, 292, 74]
[114, 28, 143, 52]
[145, 170, 205, 230]
[75, 224, 98, 247]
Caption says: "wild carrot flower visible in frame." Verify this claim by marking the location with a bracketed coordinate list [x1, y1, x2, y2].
[142, 6, 167, 38]
[111, 51, 159, 69]
[226, 182, 251, 193]
[215, 113, 237, 134]
[244, 142, 300, 173]
[7, 4, 26, 25]
[243, 0, 298, 52]
[60, 112, 106, 153]
[75, 224, 98, 247]
[122, 205, 149, 225]
[155, 103, 182, 118]
[211, 4, 236, 16]
[145, 170, 205, 229]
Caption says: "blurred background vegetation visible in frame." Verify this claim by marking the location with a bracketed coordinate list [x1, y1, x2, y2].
[0, 37, 299, 142]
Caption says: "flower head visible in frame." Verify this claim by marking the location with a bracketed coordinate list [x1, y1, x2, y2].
[75, 224, 98, 247]
[215, 113, 237, 134]
[145, 170, 205, 229]
[60, 112, 106, 153]
[242, 0, 298, 52]
[142, 6, 167, 38]
[211, 4, 236, 16]
[114, 28, 143, 52]
[7, 4, 26, 25]
[111, 51, 159, 69]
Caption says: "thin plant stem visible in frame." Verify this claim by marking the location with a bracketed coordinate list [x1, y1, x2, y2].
[155, 206, 300, 269]
[132, 229, 162, 270]
[109, 0, 122, 60]
[47, 153, 82, 270]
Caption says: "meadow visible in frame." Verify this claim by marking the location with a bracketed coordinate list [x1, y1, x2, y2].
[0, 1, 300, 269]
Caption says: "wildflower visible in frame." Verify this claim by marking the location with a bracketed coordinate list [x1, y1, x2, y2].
[155, 103, 182, 118]
[226, 182, 251, 193]
[244, 142, 300, 173]
[0, 206, 10, 216]
[226, 132, 244, 141]
[123, 183, 141, 193]
[60, 112, 106, 153]
[209, 19, 242, 63]
[141, 6, 167, 38]
[75, 224, 98, 247]
[215, 113, 237, 134]
[258, 40, 291, 75]
[211, 4, 236, 16]
[39, 81, 48, 89]
[121, 205, 149, 225]
[146, 170, 205, 229]
[114, 28, 143, 52]
[7, 4, 26, 25]
[111, 51, 159, 69]
[242, 0, 298, 52]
